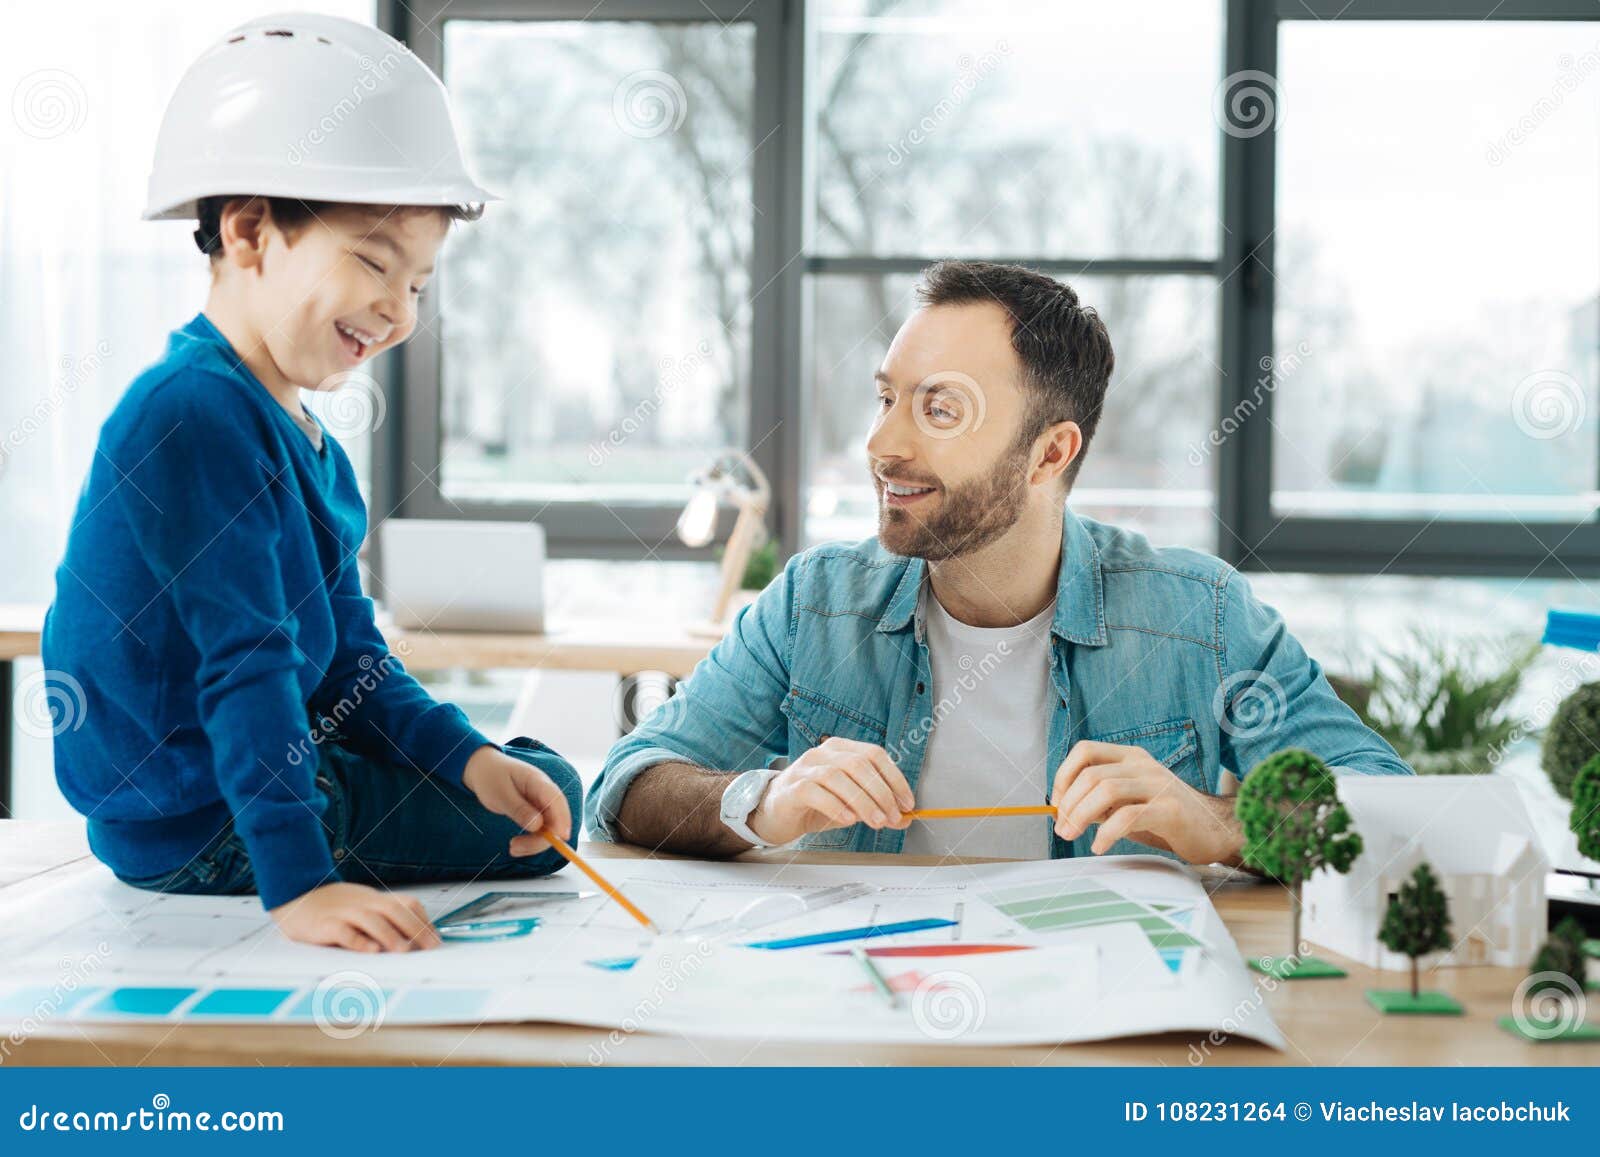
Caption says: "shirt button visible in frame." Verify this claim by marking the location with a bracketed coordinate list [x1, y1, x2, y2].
[916, 682, 926, 694]
[332, 848, 346, 861]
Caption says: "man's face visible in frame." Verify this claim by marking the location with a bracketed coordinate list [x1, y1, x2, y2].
[246, 204, 447, 390]
[867, 302, 1039, 561]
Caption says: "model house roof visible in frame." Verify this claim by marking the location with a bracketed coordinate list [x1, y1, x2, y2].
[1333, 774, 1550, 878]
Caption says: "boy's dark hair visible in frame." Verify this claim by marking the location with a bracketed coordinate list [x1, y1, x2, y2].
[193, 195, 482, 257]
[916, 260, 1115, 488]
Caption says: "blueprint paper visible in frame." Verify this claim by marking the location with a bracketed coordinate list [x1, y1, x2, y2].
[0, 854, 1283, 1048]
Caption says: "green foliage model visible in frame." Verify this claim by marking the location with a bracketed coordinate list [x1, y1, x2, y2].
[1359, 631, 1536, 775]
[1237, 749, 1364, 955]
[1528, 916, 1589, 997]
[1571, 756, 1600, 865]
[1378, 862, 1453, 998]
[1542, 681, 1600, 800]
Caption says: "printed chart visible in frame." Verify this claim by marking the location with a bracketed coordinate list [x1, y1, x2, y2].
[979, 878, 1203, 976]
[0, 854, 1282, 1048]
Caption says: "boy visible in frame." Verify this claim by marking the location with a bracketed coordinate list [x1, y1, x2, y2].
[41, 14, 579, 953]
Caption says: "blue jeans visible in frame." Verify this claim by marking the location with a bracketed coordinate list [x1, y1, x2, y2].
[115, 736, 584, 898]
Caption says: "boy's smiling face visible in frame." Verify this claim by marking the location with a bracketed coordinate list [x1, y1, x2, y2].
[213, 200, 448, 393]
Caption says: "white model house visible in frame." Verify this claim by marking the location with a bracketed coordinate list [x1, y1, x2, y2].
[1301, 776, 1548, 971]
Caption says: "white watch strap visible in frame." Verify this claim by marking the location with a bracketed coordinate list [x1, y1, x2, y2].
[721, 768, 781, 848]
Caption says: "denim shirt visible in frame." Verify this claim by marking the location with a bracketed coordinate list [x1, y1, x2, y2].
[587, 510, 1412, 857]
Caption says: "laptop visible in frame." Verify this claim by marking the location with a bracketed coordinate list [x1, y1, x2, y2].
[379, 519, 546, 632]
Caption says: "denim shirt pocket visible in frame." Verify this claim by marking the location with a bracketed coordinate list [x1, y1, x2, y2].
[779, 687, 890, 851]
[1077, 716, 1202, 860]
[1087, 717, 1202, 789]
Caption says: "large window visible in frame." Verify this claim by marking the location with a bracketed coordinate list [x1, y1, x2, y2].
[386, 0, 1600, 577]
[802, 0, 1224, 550]
[398, 0, 784, 554]
[438, 19, 755, 504]
[1224, 0, 1600, 577]
[810, 1, 1220, 259]
[1273, 19, 1599, 525]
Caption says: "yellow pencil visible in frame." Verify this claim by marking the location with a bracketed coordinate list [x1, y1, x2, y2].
[904, 805, 1058, 820]
[540, 828, 660, 934]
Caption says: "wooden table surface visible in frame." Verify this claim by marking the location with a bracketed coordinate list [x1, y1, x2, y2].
[0, 605, 712, 676]
[378, 619, 712, 677]
[0, 604, 43, 661]
[1, 821, 1589, 1066]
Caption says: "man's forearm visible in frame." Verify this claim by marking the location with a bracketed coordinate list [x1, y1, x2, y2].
[613, 762, 754, 857]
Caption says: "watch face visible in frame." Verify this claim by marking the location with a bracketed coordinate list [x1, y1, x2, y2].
[725, 770, 763, 819]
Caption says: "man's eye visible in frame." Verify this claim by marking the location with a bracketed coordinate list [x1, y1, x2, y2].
[877, 394, 893, 409]
[926, 397, 961, 424]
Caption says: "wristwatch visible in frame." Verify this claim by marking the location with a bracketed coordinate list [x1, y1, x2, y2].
[720, 767, 783, 848]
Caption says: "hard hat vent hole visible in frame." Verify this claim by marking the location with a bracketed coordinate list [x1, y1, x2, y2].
[227, 35, 244, 43]
[317, 37, 331, 44]
[264, 29, 294, 38]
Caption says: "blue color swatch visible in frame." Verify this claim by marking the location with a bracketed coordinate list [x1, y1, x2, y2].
[390, 989, 488, 1021]
[188, 988, 296, 1017]
[85, 987, 195, 1016]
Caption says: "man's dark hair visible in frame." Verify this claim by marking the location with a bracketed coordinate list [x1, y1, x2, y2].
[193, 195, 482, 258]
[916, 260, 1114, 488]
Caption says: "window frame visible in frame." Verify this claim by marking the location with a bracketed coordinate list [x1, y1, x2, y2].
[380, 0, 1600, 577]
[382, 0, 798, 559]
[1222, 0, 1600, 579]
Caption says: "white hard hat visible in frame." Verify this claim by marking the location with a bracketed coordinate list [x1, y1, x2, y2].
[143, 12, 496, 222]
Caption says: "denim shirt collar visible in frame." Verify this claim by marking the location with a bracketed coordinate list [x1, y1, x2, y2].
[875, 507, 1108, 646]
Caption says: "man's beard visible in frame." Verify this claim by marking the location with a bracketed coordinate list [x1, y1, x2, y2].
[875, 442, 1031, 562]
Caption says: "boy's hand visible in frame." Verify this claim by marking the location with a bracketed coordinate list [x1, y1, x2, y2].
[461, 744, 573, 857]
[270, 882, 441, 952]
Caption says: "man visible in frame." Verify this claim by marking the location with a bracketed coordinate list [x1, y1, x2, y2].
[586, 260, 1410, 864]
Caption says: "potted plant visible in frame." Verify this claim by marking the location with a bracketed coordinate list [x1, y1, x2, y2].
[1356, 630, 1537, 775]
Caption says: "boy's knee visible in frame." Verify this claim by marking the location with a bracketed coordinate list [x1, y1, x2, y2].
[503, 735, 584, 843]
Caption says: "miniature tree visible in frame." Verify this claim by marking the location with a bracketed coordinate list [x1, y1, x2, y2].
[1237, 749, 1363, 979]
[1379, 863, 1452, 998]
[1528, 936, 1584, 992]
[1500, 918, 1599, 1041]
[1548, 916, 1590, 986]
[1367, 862, 1461, 1014]
[1541, 682, 1600, 799]
[1571, 756, 1600, 866]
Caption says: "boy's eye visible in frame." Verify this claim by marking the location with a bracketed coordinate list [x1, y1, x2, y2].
[357, 254, 385, 275]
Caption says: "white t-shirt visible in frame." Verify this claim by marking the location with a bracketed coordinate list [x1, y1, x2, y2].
[901, 585, 1057, 860]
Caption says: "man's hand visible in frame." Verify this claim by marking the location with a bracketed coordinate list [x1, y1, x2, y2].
[748, 738, 916, 846]
[1050, 741, 1242, 865]
[462, 744, 573, 857]
[270, 882, 441, 952]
